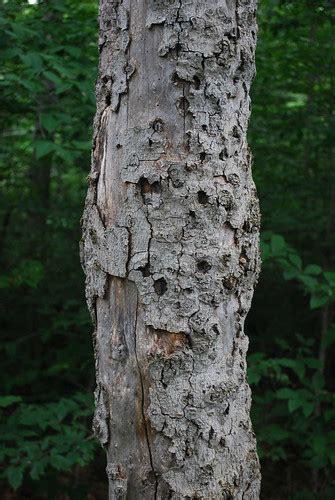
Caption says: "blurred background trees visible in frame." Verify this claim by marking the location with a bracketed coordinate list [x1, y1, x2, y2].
[0, 0, 334, 498]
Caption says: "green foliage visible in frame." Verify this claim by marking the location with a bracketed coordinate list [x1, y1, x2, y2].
[247, 2, 335, 493]
[250, 0, 335, 260]
[0, 259, 44, 289]
[0, 0, 105, 497]
[249, 234, 335, 496]
[261, 232, 335, 311]
[250, 343, 335, 464]
[0, 393, 96, 490]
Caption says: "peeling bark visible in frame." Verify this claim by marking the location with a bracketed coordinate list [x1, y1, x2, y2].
[81, 0, 261, 498]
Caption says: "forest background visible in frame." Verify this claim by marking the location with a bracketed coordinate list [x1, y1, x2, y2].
[0, 0, 334, 498]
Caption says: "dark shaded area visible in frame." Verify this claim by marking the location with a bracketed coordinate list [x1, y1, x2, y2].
[154, 277, 168, 296]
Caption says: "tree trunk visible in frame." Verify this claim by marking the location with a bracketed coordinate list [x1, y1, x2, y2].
[81, 0, 261, 498]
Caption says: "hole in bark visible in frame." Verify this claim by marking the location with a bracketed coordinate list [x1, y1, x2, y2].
[199, 151, 206, 162]
[223, 403, 230, 416]
[197, 190, 209, 205]
[138, 263, 151, 277]
[197, 260, 211, 273]
[176, 96, 190, 116]
[105, 93, 111, 106]
[193, 75, 201, 89]
[212, 324, 220, 336]
[151, 118, 164, 132]
[154, 277, 167, 296]
[185, 287, 193, 294]
[219, 148, 228, 160]
[232, 125, 241, 139]
[138, 177, 161, 203]
[171, 72, 184, 85]
[189, 210, 196, 219]
[151, 181, 161, 193]
[148, 138, 153, 147]
[201, 124, 208, 131]
[116, 143, 122, 149]
[151, 329, 190, 356]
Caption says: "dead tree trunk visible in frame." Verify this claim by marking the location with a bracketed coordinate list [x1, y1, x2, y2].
[81, 0, 261, 498]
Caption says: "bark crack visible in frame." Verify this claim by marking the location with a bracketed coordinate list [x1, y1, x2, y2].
[133, 291, 158, 499]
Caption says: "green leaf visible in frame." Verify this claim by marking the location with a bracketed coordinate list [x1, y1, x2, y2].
[40, 114, 59, 133]
[276, 388, 295, 399]
[72, 140, 91, 151]
[34, 140, 56, 160]
[283, 268, 299, 280]
[288, 253, 302, 270]
[43, 70, 62, 85]
[288, 398, 302, 413]
[55, 82, 73, 94]
[302, 402, 314, 417]
[324, 271, 335, 287]
[20, 53, 43, 72]
[271, 234, 286, 256]
[304, 358, 322, 369]
[260, 241, 270, 261]
[248, 371, 261, 385]
[261, 424, 290, 442]
[6, 466, 24, 490]
[30, 460, 47, 480]
[50, 454, 71, 470]
[0, 395, 22, 407]
[304, 265, 322, 276]
[310, 292, 329, 310]
[299, 275, 318, 290]
[276, 358, 305, 379]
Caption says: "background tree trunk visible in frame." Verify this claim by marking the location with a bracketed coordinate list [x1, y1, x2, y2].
[81, 0, 261, 498]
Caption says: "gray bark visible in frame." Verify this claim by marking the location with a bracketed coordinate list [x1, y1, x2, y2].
[81, 0, 261, 498]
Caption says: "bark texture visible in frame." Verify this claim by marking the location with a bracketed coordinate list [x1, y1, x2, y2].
[81, 0, 261, 498]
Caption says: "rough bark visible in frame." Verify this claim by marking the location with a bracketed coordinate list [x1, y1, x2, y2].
[81, 0, 261, 498]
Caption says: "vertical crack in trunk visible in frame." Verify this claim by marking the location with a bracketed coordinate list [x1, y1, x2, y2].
[133, 291, 158, 499]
